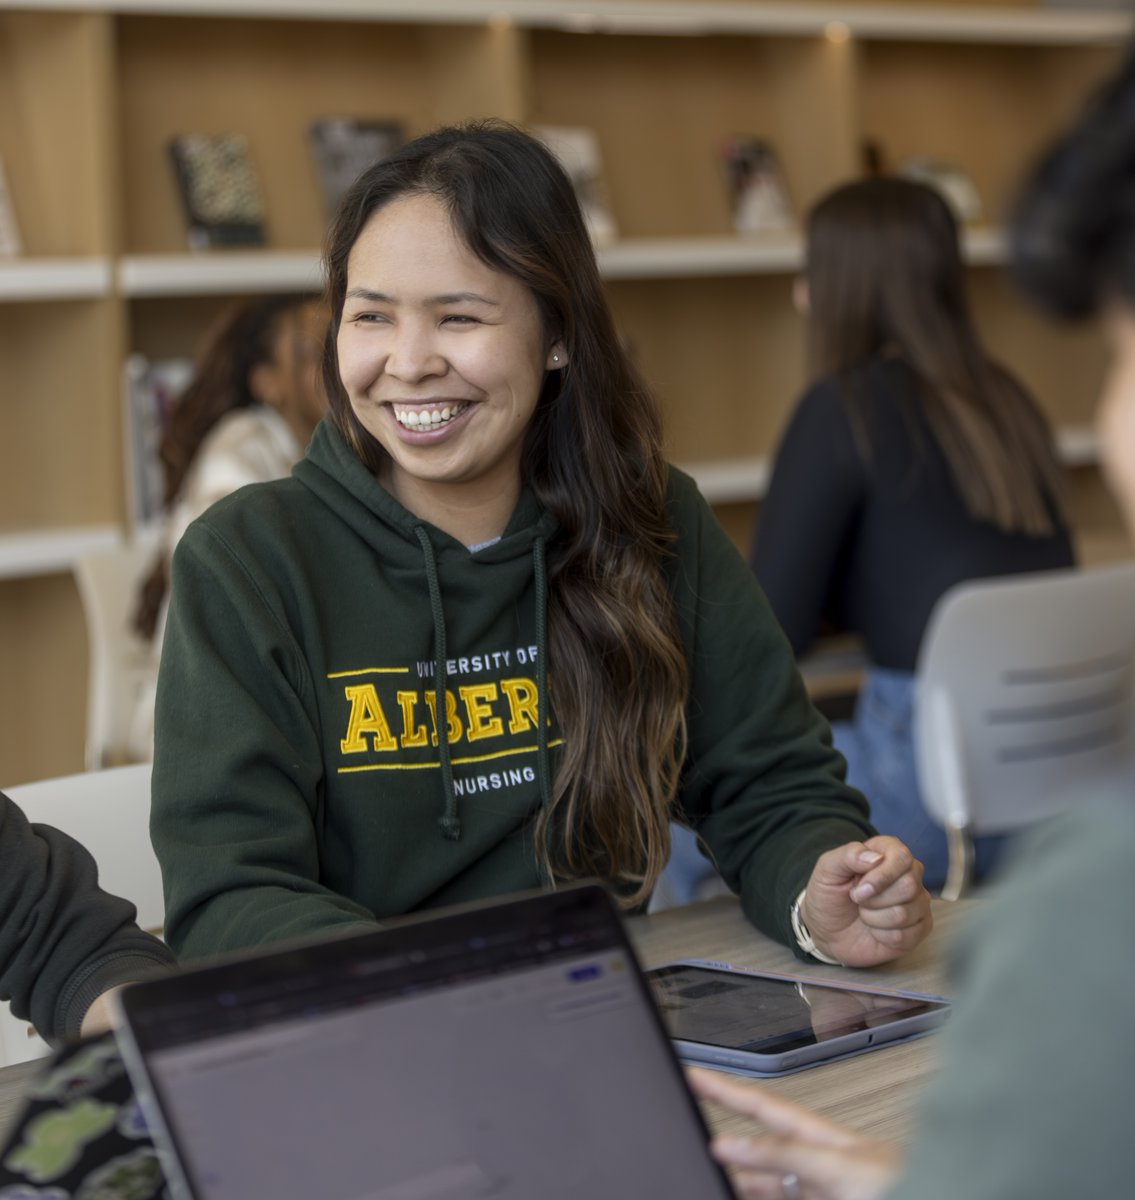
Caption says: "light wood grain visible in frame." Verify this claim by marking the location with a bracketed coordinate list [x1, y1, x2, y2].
[0, 572, 89, 786]
[422, 23, 531, 127]
[629, 896, 967, 1146]
[0, 896, 970, 1153]
[0, 12, 115, 256]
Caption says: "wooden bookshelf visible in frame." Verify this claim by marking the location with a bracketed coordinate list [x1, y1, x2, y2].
[0, 0, 1130, 783]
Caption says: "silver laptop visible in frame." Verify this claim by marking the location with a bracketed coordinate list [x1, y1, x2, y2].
[113, 885, 737, 1200]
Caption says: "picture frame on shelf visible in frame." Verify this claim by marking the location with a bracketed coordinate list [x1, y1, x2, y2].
[168, 133, 267, 251]
[0, 155, 23, 258]
[719, 136, 795, 236]
[532, 125, 618, 246]
[308, 117, 405, 218]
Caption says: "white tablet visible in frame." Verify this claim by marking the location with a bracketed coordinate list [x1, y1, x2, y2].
[646, 959, 950, 1076]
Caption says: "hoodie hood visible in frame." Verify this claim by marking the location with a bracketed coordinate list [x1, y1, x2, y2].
[295, 419, 559, 845]
[295, 420, 558, 567]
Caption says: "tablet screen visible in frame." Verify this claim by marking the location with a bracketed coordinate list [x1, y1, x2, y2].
[648, 964, 948, 1055]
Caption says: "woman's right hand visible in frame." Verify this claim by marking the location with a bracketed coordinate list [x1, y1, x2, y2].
[687, 1068, 902, 1200]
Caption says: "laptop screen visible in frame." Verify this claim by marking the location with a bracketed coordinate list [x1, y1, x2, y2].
[117, 886, 736, 1200]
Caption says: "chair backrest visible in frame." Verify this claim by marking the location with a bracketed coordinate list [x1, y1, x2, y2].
[0, 763, 162, 1066]
[915, 562, 1135, 844]
[74, 542, 160, 770]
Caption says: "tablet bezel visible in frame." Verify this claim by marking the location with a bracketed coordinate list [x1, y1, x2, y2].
[645, 958, 950, 1076]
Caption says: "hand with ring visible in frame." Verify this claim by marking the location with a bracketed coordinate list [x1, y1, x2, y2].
[687, 1068, 901, 1200]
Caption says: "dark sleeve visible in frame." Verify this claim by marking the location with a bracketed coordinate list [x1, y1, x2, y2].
[668, 471, 876, 951]
[0, 792, 176, 1040]
[885, 793, 1135, 1200]
[152, 520, 378, 959]
[750, 379, 867, 655]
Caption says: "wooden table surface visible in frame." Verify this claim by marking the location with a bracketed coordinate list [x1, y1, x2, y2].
[0, 895, 972, 1151]
[628, 895, 969, 1148]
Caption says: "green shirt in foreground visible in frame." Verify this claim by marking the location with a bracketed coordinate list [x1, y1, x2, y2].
[887, 788, 1135, 1200]
[152, 420, 874, 960]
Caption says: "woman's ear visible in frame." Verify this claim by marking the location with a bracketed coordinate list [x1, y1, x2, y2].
[546, 342, 568, 371]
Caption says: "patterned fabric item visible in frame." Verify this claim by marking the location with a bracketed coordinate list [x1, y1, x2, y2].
[0, 1036, 164, 1200]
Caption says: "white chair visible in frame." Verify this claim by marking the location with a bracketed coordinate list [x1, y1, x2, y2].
[915, 562, 1135, 901]
[0, 763, 162, 1065]
[75, 542, 161, 770]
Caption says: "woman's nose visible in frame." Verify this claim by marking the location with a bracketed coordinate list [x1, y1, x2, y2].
[384, 324, 446, 381]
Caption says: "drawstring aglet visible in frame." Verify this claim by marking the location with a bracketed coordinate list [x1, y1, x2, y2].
[438, 813, 462, 841]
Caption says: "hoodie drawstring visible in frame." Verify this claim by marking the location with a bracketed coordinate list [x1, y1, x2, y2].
[414, 525, 553, 849]
[533, 535, 552, 813]
[415, 525, 460, 841]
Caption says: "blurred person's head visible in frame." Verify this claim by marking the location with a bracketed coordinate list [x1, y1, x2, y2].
[160, 294, 327, 508]
[1011, 44, 1135, 531]
[804, 176, 971, 380]
[135, 294, 327, 642]
[803, 175, 1065, 538]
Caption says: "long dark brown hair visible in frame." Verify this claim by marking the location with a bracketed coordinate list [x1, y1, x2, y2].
[134, 294, 314, 640]
[322, 120, 688, 904]
[806, 177, 1065, 535]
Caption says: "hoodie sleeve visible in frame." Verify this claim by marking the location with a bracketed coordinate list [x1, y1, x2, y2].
[667, 469, 875, 951]
[0, 792, 175, 1040]
[151, 516, 378, 960]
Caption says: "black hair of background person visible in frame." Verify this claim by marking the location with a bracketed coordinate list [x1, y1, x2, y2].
[1010, 39, 1135, 320]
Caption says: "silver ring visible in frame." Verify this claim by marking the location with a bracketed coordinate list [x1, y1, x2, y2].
[782, 1173, 801, 1200]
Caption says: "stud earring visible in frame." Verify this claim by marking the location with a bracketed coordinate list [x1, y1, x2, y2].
[552, 354, 560, 363]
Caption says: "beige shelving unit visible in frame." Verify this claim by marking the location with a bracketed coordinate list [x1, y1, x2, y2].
[1, 0, 1131, 783]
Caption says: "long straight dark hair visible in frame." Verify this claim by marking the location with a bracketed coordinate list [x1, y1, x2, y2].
[806, 177, 1065, 536]
[322, 121, 688, 905]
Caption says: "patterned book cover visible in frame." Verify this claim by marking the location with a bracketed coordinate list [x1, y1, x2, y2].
[168, 132, 267, 250]
[308, 117, 404, 217]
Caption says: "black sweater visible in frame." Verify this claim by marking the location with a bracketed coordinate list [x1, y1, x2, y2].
[751, 359, 1076, 671]
[0, 791, 175, 1040]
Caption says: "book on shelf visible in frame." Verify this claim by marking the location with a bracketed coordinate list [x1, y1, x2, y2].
[532, 125, 618, 246]
[719, 136, 794, 236]
[308, 117, 405, 217]
[899, 156, 983, 224]
[123, 355, 193, 531]
[0, 154, 22, 258]
[168, 133, 267, 251]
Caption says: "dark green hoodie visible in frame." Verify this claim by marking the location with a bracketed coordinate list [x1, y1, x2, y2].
[151, 420, 873, 960]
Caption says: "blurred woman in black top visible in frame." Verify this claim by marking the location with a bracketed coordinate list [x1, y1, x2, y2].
[751, 178, 1075, 891]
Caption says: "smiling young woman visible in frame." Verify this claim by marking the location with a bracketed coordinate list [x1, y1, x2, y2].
[150, 121, 931, 969]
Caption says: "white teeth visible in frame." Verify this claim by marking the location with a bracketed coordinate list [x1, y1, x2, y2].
[393, 403, 467, 430]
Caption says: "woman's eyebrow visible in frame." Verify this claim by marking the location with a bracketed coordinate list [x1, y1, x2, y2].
[430, 291, 500, 307]
[343, 288, 500, 307]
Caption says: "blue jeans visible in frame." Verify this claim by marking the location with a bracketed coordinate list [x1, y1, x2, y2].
[651, 823, 723, 911]
[833, 667, 1009, 893]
